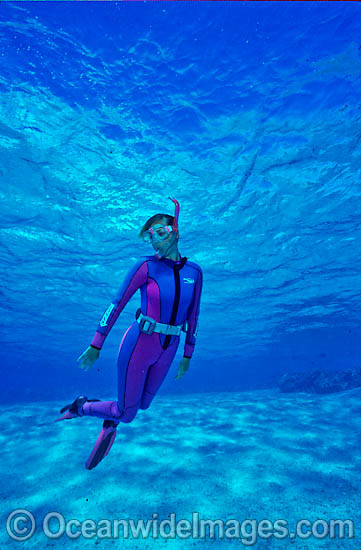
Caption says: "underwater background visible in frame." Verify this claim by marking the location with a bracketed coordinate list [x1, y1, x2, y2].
[0, 1, 360, 548]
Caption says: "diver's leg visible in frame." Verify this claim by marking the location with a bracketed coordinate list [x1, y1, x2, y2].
[59, 324, 138, 422]
[140, 335, 180, 410]
[115, 329, 162, 422]
[82, 323, 159, 470]
[82, 323, 161, 423]
[80, 323, 137, 421]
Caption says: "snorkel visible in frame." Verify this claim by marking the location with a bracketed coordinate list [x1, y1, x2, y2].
[170, 196, 179, 238]
[155, 197, 179, 260]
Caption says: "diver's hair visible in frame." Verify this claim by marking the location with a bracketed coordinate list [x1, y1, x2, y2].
[138, 213, 174, 241]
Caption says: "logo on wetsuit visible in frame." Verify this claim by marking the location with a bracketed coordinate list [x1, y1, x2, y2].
[183, 278, 194, 284]
[100, 303, 115, 327]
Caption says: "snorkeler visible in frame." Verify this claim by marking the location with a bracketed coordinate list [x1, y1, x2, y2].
[56, 198, 203, 470]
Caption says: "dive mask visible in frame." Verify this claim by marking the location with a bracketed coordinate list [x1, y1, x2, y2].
[142, 224, 173, 243]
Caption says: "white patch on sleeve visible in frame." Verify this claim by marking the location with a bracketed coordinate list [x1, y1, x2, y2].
[100, 303, 115, 327]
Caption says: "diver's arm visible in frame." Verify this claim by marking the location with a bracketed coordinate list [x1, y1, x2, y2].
[90, 258, 148, 350]
[183, 267, 203, 360]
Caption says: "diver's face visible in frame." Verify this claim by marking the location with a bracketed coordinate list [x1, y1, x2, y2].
[150, 218, 177, 252]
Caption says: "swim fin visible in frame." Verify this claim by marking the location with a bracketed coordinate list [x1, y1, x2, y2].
[86, 420, 118, 470]
[55, 395, 100, 421]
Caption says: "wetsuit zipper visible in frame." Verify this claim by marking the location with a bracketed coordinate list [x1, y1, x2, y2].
[162, 266, 181, 350]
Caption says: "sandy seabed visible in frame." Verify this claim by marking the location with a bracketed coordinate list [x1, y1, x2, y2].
[1, 388, 360, 549]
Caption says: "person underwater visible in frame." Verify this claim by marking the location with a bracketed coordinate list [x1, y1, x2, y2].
[56, 197, 203, 470]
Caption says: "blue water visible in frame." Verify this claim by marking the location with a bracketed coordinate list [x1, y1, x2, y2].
[0, 2, 360, 548]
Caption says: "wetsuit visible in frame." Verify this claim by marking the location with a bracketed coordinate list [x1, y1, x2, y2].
[81, 254, 203, 423]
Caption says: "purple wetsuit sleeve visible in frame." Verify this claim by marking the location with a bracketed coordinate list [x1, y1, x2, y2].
[184, 267, 203, 359]
[90, 258, 148, 350]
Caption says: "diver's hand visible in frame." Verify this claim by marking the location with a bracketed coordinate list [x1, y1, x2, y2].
[77, 346, 100, 372]
[175, 357, 190, 380]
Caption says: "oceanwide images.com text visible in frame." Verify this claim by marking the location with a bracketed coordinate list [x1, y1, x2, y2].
[6, 510, 354, 544]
